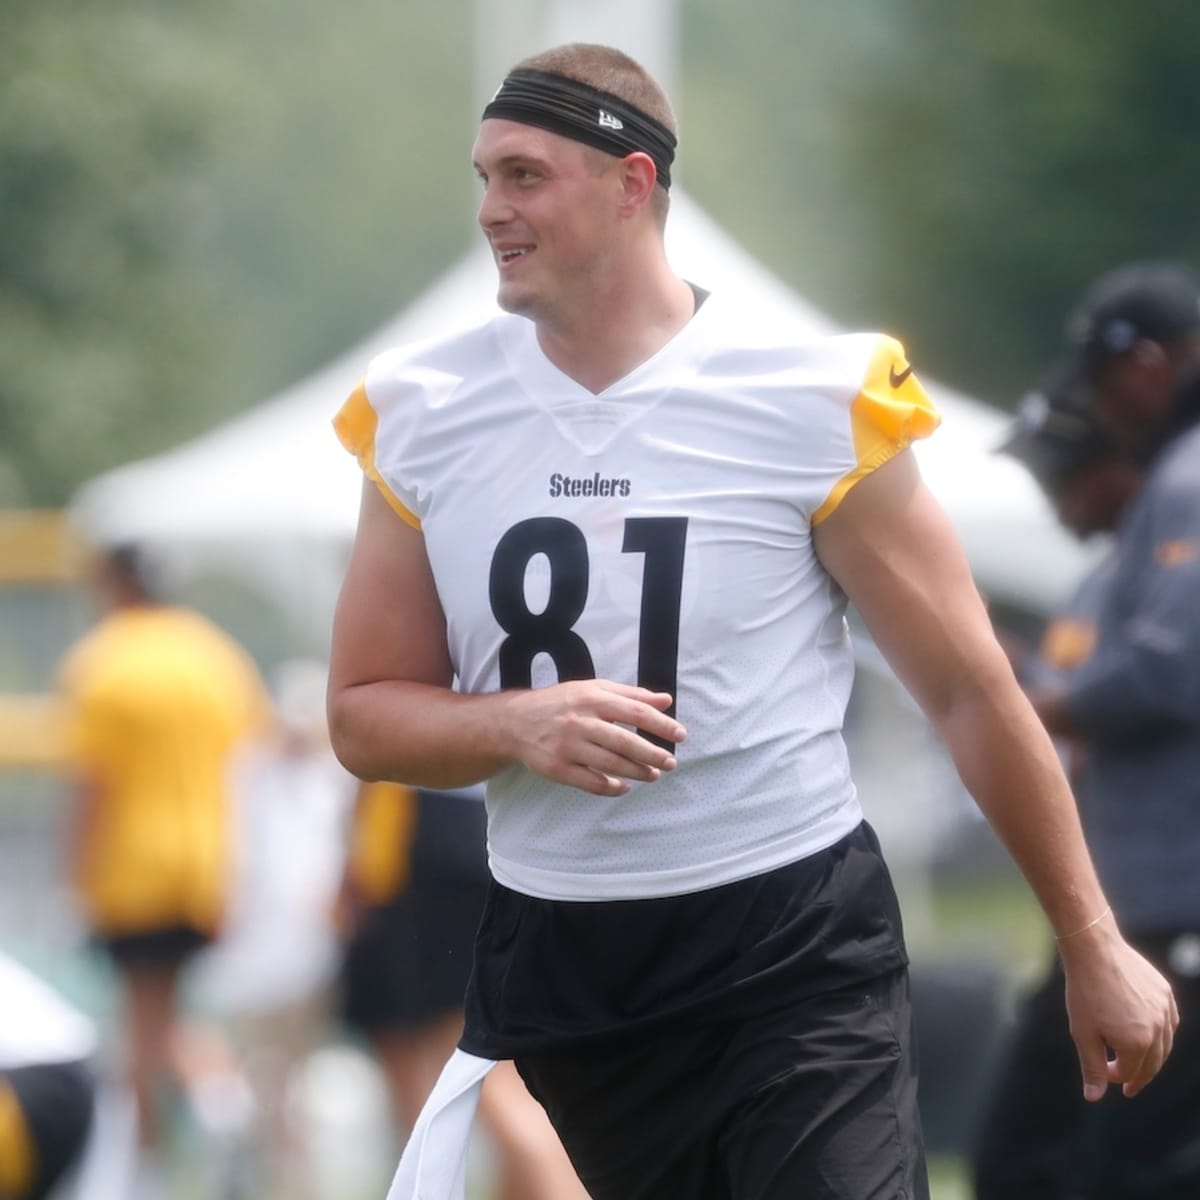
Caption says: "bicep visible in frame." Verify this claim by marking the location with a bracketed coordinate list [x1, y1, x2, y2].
[329, 481, 453, 695]
[812, 450, 1010, 721]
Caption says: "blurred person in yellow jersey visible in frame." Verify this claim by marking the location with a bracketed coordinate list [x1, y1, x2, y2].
[57, 542, 271, 1188]
[338, 781, 589, 1200]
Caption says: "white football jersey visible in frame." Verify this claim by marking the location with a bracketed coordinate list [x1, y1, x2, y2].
[335, 292, 939, 900]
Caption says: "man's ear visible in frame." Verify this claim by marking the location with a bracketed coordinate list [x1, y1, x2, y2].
[617, 152, 659, 217]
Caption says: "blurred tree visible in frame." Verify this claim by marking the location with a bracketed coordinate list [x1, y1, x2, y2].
[684, 0, 1200, 406]
[189, 0, 473, 410]
[0, 0, 471, 507]
[5, 0, 1198, 504]
[826, 1, 1200, 402]
[0, 1, 252, 505]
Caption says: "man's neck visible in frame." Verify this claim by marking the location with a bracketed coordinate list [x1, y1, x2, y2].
[534, 258, 698, 394]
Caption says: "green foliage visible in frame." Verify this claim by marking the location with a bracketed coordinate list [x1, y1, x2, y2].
[684, 0, 1200, 402]
[0, 1, 249, 504]
[189, 0, 474, 404]
[0, 0, 472, 505]
[3, 1, 1199, 503]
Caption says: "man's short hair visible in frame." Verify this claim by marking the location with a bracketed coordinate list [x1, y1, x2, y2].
[508, 44, 677, 226]
[511, 44, 678, 139]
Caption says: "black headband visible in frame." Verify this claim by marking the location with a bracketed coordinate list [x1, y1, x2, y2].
[481, 68, 676, 191]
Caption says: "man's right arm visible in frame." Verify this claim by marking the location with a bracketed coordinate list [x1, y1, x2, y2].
[813, 450, 1178, 1100]
[327, 482, 684, 793]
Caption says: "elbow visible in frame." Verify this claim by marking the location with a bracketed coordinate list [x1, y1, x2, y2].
[326, 687, 377, 781]
[920, 649, 1023, 734]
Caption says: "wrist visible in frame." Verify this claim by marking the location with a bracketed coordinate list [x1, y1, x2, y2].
[1054, 905, 1119, 960]
[485, 688, 525, 766]
[1055, 904, 1112, 943]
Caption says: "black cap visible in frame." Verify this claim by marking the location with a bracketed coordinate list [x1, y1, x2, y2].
[998, 368, 1118, 494]
[1065, 261, 1200, 374]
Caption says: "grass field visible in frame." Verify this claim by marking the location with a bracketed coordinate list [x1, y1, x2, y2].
[930, 1156, 971, 1199]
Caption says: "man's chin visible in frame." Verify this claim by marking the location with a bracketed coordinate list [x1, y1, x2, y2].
[495, 286, 536, 318]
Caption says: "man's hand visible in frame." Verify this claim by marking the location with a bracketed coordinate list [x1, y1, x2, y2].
[1059, 919, 1179, 1099]
[498, 680, 686, 796]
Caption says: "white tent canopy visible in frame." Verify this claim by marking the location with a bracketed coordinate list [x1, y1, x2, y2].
[72, 191, 1096, 642]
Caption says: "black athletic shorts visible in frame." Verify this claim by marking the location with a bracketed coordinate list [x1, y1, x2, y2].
[96, 923, 212, 969]
[462, 820, 910, 1056]
[519, 967, 928, 1200]
[461, 821, 922, 1199]
[0, 1060, 94, 1200]
[341, 790, 489, 1034]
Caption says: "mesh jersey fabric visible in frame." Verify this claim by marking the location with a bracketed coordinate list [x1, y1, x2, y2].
[335, 293, 939, 900]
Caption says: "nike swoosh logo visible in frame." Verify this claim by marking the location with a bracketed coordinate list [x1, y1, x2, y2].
[889, 363, 913, 388]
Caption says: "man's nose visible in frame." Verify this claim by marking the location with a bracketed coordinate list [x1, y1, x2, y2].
[477, 183, 513, 231]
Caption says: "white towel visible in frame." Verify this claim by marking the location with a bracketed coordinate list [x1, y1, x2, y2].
[385, 1049, 497, 1200]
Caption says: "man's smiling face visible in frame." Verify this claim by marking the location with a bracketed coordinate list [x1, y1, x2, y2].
[472, 119, 621, 324]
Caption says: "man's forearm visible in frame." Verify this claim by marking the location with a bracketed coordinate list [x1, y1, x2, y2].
[932, 680, 1110, 937]
[329, 680, 513, 788]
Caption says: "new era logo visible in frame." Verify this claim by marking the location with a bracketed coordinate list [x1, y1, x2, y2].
[598, 110, 624, 130]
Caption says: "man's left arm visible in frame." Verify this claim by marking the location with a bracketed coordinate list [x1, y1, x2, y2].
[813, 449, 1177, 1100]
